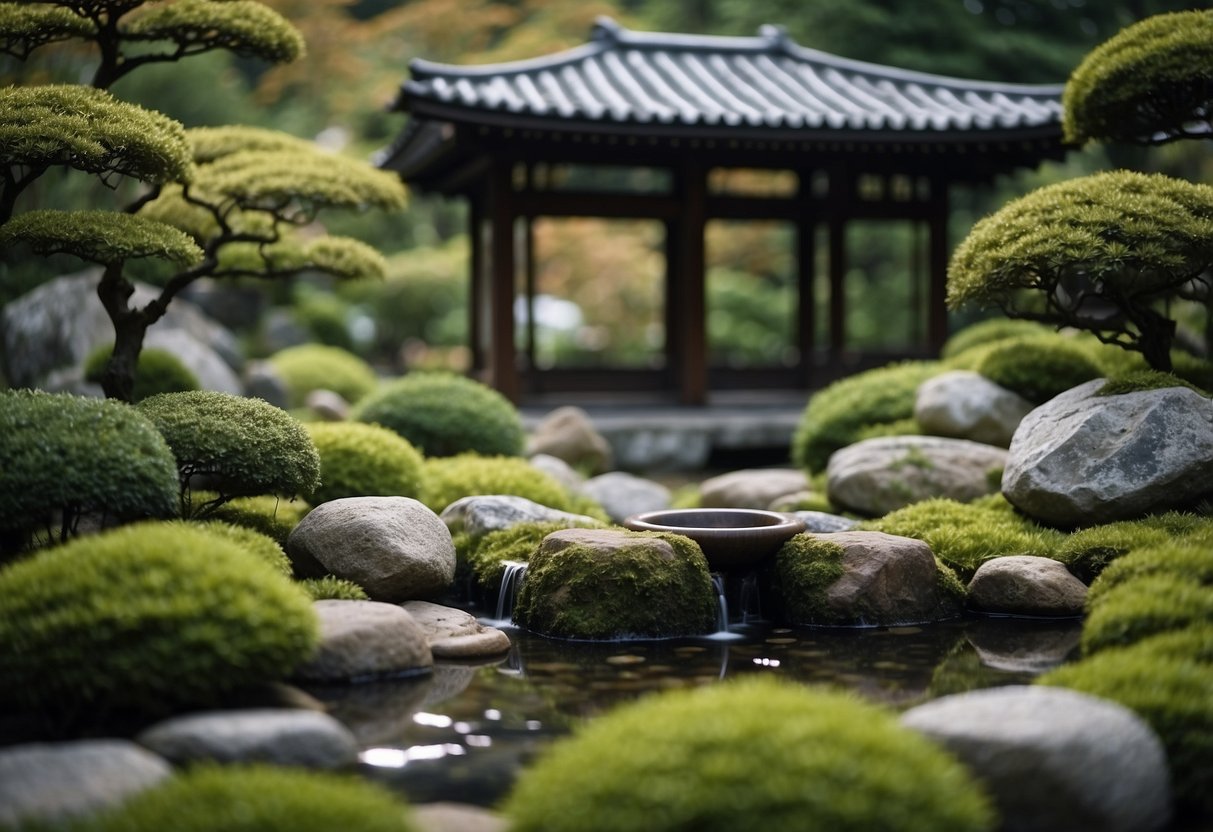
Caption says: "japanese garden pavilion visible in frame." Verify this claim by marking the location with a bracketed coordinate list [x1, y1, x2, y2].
[380, 17, 1068, 405]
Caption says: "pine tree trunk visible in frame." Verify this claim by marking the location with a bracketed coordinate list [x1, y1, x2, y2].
[95, 266, 147, 402]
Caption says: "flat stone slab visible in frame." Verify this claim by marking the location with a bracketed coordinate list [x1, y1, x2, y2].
[402, 601, 512, 659]
[294, 600, 433, 683]
[137, 708, 358, 769]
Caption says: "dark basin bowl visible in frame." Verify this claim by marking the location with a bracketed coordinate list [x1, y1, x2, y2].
[623, 508, 807, 571]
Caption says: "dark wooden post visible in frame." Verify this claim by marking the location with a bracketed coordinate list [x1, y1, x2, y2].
[796, 171, 817, 386]
[468, 192, 485, 374]
[673, 164, 707, 405]
[827, 167, 848, 356]
[487, 161, 520, 402]
[927, 176, 950, 352]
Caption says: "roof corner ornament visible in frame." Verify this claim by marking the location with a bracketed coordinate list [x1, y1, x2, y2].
[758, 24, 792, 51]
[592, 16, 624, 43]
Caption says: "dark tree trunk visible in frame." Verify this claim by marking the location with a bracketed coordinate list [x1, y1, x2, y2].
[96, 265, 148, 402]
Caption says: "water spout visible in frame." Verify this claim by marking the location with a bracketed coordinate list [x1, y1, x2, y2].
[492, 560, 528, 625]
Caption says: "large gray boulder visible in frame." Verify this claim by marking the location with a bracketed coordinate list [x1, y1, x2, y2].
[967, 556, 1087, 617]
[294, 600, 433, 682]
[288, 497, 455, 601]
[578, 471, 670, 523]
[826, 435, 1007, 517]
[1003, 380, 1213, 527]
[902, 685, 1172, 832]
[915, 370, 1035, 447]
[698, 468, 810, 510]
[136, 709, 358, 769]
[526, 406, 613, 474]
[440, 495, 600, 541]
[0, 740, 171, 828]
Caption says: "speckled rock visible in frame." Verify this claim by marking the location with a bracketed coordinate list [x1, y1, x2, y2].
[967, 556, 1087, 617]
[915, 370, 1034, 447]
[137, 709, 357, 768]
[578, 472, 670, 523]
[293, 600, 433, 683]
[698, 468, 810, 509]
[440, 495, 600, 540]
[402, 601, 512, 658]
[526, 406, 613, 473]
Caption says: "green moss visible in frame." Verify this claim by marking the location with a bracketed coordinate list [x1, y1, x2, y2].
[1038, 645, 1213, 814]
[77, 764, 417, 832]
[514, 530, 716, 640]
[504, 676, 995, 832]
[975, 338, 1102, 404]
[859, 498, 1064, 581]
[298, 575, 369, 601]
[353, 372, 525, 458]
[1097, 370, 1209, 398]
[940, 318, 1055, 362]
[267, 344, 378, 408]
[304, 421, 424, 505]
[206, 494, 312, 547]
[466, 520, 602, 593]
[138, 391, 320, 516]
[792, 361, 940, 474]
[84, 344, 200, 401]
[1054, 520, 1174, 583]
[773, 534, 846, 624]
[184, 519, 291, 576]
[0, 390, 178, 552]
[1081, 574, 1213, 655]
[768, 490, 837, 514]
[1087, 542, 1213, 609]
[0, 522, 317, 721]
[1129, 626, 1213, 665]
[420, 453, 606, 519]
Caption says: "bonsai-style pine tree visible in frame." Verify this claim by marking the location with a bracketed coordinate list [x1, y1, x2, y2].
[947, 10, 1213, 373]
[0, 0, 406, 401]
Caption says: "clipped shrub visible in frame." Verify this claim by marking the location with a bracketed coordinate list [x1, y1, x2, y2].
[138, 391, 320, 516]
[353, 372, 525, 458]
[859, 498, 1064, 580]
[186, 519, 292, 576]
[267, 344, 378, 408]
[975, 338, 1102, 404]
[291, 291, 356, 352]
[84, 343, 200, 401]
[514, 530, 716, 640]
[207, 494, 312, 547]
[304, 421, 424, 505]
[0, 522, 317, 720]
[0, 390, 178, 551]
[77, 764, 418, 832]
[1038, 644, 1213, 814]
[420, 453, 606, 519]
[504, 676, 995, 832]
[940, 318, 1054, 361]
[1086, 542, 1213, 610]
[1053, 519, 1173, 583]
[1081, 574, 1213, 654]
[792, 361, 940, 474]
[299, 575, 370, 601]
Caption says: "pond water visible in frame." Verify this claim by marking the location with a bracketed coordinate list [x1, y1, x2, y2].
[304, 606, 1083, 808]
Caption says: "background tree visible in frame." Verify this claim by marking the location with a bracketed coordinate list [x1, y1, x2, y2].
[0, 0, 405, 401]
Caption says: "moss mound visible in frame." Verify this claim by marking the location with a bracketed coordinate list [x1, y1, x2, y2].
[138, 391, 320, 514]
[1080, 574, 1213, 655]
[1098, 369, 1209, 398]
[1053, 519, 1174, 583]
[206, 494, 312, 547]
[504, 676, 995, 832]
[186, 519, 292, 576]
[773, 534, 847, 624]
[420, 453, 604, 518]
[0, 522, 317, 720]
[299, 575, 370, 601]
[78, 764, 417, 832]
[974, 338, 1102, 404]
[353, 372, 525, 458]
[0, 390, 178, 551]
[514, 529, 716, 640]
[792, 361, 939, 474]
[267, 344, 378, 408]
[1087, 542, 1213, 609]
[84, 343, 200, 401]
[1038, 644, 1213, 814]
[305, 421, 424, 505]
[466, 520, 601, 593]
[940, 318, 1054, 362]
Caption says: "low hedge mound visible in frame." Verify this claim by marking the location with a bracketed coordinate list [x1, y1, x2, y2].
[305, 421, 424, 505]
[267, 344, 378, 408]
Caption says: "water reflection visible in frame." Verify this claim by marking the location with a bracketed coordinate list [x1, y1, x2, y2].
[304, 616, 1082, 807]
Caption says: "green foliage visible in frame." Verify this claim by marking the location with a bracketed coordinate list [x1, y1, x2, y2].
[420, 453, 605, 518]
[1081, 574, 1213, 654]
[1037, 643, 1213, 813]
[0, 209, 202, 267]
[123, 0, 306, 65]
[1054, 519, 1173, 583]
[188, 125, 318, 162]
[0, 521, 317, 720]
[291, 290, 355, 351]
[773, 534, 847, 625]
[354, 373, 526, 458]
[0, 4, 93, 56]
[792, 361, 939, 474]
[947, 170, 1213, 372]
[466, 520, 602, 592]
[0, 390, 178, 550]
[940, 318, 1055, 361]
[84, 343, 200, 401]
[1098, 369, 1209, 397]
[76, 764, 418, 832]
[1087, 542, 1213, 610]
[859, 498, 1065, 581]
[1064, 10, 1213, 146]
[304, 421, 424, 505]
[187, 519, 292, 576]
[504, 676, 995, 832]
[975, 338, 1102, 403]
[299, 575, 370, 601]
[207, 493, 312, 547]
[267, 344, 378, 408]
[514, 530, 716, 640]
[137, 391, 320, 514]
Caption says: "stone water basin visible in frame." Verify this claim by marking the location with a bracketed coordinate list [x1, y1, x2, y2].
[623, 508, 806, 571]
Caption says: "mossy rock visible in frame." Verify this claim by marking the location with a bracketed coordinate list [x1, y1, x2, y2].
[514, 528, 717, 640]
[206, 494, 312, 547]
[503, 676, 996, 832]
[298, 575, 370, 601]
[791, 361, 940, 475]
[1098, 369, 1210, 398]
[975, 338, 1102, 404]
[420, 453, 606, 519]
[0, 390, 179, 553]
[0, 522, 317, 721]
[1086, 542, 1213, 609]
[353, 372, 525, 458]
[267, 344, 378, 408]
[305, 421, 424, 505]
[466, 520, 601, 593]
[138, 391, 320, 514]
[84, 343, 200, 401]
[1038, 643, 1213, 814]
[772, 534, 846, 623]
[76, 763, 418, 832]
[1080, 574, 1213, 655]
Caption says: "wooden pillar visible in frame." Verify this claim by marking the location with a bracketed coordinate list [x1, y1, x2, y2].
[487, 161, 520, 402]
[926, 177, 950, 353]
[673, 165, 707, 405]
[827, 173, 847, 355]
[468, 193, 485, 374]
[796, 172, 816, 386]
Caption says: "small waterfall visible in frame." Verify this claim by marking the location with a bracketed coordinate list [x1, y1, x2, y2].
[739, 571, 763, 624]
[711, 573, 730, 634]
[494, 560, 529, 624]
